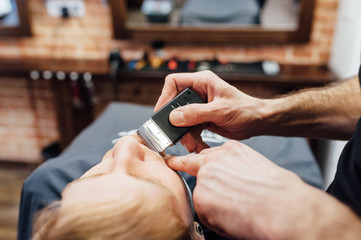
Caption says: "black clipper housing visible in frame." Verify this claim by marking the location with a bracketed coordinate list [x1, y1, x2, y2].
[137, 88, 204, 154]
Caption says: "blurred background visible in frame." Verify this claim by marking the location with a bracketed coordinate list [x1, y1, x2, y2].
[0, 0, 360, 239]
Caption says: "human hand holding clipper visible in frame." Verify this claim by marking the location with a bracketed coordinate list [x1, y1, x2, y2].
[154, 71, 265, 153]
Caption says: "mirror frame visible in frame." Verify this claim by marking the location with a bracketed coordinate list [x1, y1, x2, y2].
[109, 0, 315, 44]
[0, 0, 31, 37]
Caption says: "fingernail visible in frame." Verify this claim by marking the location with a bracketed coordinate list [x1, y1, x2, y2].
[170, 110, 185, 125]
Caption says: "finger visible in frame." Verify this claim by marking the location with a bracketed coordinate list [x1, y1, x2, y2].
[194, 140, 210, 153]
[165, 154, 206, 176]
[154, 73, 186, 112]
[181, 135, 210, 153]
[162, 71, 220, 95]
[179, 134, 197, 153]
[154, 89, 178, 113]
[181, 126, 210, 153]
[169, 101, 219, 127]
[154, 71, 217, 112]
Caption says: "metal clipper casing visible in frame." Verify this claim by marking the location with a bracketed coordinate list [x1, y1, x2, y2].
[137, 88, 204, 154]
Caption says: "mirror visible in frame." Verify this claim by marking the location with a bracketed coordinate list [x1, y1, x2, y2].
[0, 0, 31, 37]
[109, 0, 315, 44]
[0, 0, 19, 27]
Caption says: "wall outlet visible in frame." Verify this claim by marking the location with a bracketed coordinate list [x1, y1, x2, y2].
[46, 0, 85, 18]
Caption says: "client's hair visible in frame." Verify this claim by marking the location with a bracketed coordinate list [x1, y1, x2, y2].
[32, 185, 191, 240]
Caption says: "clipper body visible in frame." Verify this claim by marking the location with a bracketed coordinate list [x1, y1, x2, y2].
[137, 88, 204, 154]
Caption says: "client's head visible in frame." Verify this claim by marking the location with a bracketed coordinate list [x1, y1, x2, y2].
[32, 136, 204, 240]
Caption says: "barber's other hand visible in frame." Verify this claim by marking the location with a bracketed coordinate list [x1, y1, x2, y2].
[166, 141, 361, 240]
[154, 71, 265, 153]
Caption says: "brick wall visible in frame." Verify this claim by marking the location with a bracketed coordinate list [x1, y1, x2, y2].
[0, 76, 58, 163]
[0, 0, 339, 163]
[0, 0, 340, 63]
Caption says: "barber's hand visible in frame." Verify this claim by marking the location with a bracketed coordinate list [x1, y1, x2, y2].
[155, 71, 265, 153]
[166, 141, 361, 240]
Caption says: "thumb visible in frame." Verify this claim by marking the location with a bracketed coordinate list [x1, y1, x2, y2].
[165, 154, 205, 176]
[169, 103, 216, 127]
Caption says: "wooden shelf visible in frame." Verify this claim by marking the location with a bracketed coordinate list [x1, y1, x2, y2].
[118, 64, 336, 85]
[0, 57, 337, 149]
[0, 58, 336, 84]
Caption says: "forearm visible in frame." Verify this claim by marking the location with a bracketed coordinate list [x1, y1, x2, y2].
[259, 77, 361, 139]
[271, 180, 361, 240]
[301, 187, 361, 240]
[318, 207, 361, 240]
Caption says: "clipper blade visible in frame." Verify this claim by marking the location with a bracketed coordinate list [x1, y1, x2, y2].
[137, 119, 172, 154]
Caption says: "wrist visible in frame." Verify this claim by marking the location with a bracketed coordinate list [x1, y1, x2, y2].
[255, 98, 286, 136]
[257, 95, 326, 138]
[234, 94, 276, 138]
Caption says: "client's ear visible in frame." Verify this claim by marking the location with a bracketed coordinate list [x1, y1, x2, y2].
[192, 222, 205, 240]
